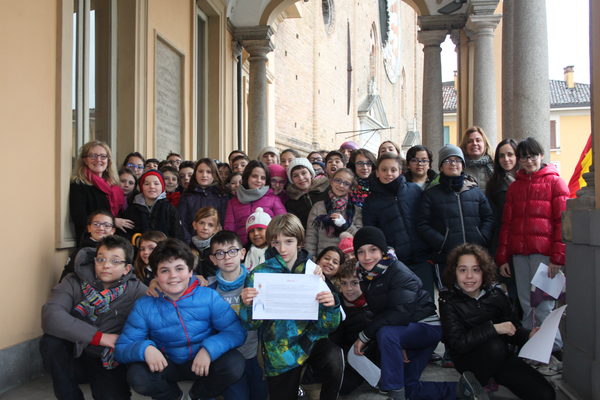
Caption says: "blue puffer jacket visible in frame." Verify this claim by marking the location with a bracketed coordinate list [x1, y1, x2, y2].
[115, 278, 246, 364]
[362, 176, 426, 264]
[417, 174, 494, 264]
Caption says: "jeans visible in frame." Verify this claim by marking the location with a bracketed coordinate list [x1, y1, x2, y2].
[453, 337, 555, 400]
[39, 334, 130, 400]
[222, 356, 268, 400]
[377, 324, 456, 399]
[127, 348, 244, 400]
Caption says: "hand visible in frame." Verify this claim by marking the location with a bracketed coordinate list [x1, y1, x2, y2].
[146, 278, 161, 297]
[494, 321, 516, 336]
[316, 291, 335, 307]
[191, 348, 211, 376]
[330, 213, 341, 220]
[99, 333, 119, 348]
[529, 327, 541, 338]
[499, 263, 511, 278]
[144, 346, 168, 372]
[114, 217, 134, 233]
[548, 263, 562, 279]
[241, 287, 258, 306]
[197, 275, 209, 287]
[312, 265, 325, 280]
[402, 350, 410, 363]
[353, 339, 366, 356]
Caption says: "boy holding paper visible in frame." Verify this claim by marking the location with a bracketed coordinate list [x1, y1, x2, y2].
[240, 214, 344, 400]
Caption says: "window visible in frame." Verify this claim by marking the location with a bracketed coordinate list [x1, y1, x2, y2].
[443, 126, 450, 144]
[196, 7, 208, 157]
[550, 119, 560, 150]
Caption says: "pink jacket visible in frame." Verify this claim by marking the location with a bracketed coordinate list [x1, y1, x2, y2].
[224, 188, 287, 244]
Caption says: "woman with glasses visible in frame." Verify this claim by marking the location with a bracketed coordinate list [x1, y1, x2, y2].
[496, 137, 568, 352]
[347, 149, 376, 207]
[404, 145, 438, 191]
[70, 141, 134, 246]
[122, 152, 146, 179]
[305, 168, 363, 257]
[459, 126, 495, 191]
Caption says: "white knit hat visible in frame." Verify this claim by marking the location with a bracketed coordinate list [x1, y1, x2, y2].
[246, 207, 272, 232]
[286, 157, 315, 182]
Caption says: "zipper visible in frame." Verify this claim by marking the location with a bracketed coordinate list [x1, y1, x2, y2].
[171, 300, 194, 360]
[456, 192, 466, 243]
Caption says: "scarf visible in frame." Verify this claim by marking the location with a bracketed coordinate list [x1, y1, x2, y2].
[343, 292, 367, 308]
[215, 265, 248, 292]
[440, 172, 466, 192]
[357, 251, 396, 281]
[85, 168, 125, 216]
[191, 235, 213, 252]
[313, 191, 354, 237]
[349, 177, 371, 207]
[381, 176, 402, 195]
[74, 280, 127, 322]
[466, 155, 494, 176]
[237, 185, 269, 204]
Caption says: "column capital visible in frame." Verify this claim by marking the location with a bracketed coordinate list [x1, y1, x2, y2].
[466, 14, 502, 35]
[449, 29, 461, 47]
[234, 25, 275, 57]
[467, 0, 500, 16]
[417, 29, 447, 47]
[232, 40, 243, 58]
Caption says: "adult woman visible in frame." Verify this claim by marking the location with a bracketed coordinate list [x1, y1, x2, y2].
[496, 137, 568, 349]
[440, 243, 555, 400]
[284, 158, 329, 228]
[347, 148, 376, 207]
[122, 152, 145, 179]
[404, 145, 437, 190]
[459, 126, 494, 191]
[69, 141, 133, 245]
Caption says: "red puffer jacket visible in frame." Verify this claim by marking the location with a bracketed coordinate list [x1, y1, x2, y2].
[496, 164, 568, 266]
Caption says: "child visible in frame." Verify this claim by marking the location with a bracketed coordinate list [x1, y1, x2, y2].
[208, 230, 269, 400]
[305, 168, 363, 257]
[244, 207, 271, 271]
[60, 210, 117, 281]
[132, 230, 167, 285]
[145, 158, 160, 171]
[232, 154, 250, 173]
[217, 162, 233, 183]
[228, 172, 242, 196]
[122, 152, 145, 179]
[178, 158, 229, 239]
[324, 150, 346, 178]
[347, 148, 376, 207]
[440, 243, 556, 400]
[115, 239, 247, 400]
[41, 236, 147, 400]
[284, 158, 328, 229]
[316, 246, 345, 291]
[120, 169, 185, 240]
[189, 206, 222, 278]
[257, 146, 279, 166]
[338, 231, 355, 262]
[352, 226, 457, 400]
[160, 165, 181, 207]
[178, 160, 195, 191]
[240, 214, 343, 400]
[279, 148, 299, 169]
[224, 160, 286, 245]
[118, 167, 137, 208]
[268, 163, 289, 204]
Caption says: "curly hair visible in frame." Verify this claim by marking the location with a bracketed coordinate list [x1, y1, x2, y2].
[443, 243, 497, 289]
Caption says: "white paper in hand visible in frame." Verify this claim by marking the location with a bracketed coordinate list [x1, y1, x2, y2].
[531, 263, 566, 299]
[347, 349, 381, 387]
[519, 305, 567, 363]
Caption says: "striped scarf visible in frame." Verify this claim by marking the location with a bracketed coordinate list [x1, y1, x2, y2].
[74, 281, 128, 322]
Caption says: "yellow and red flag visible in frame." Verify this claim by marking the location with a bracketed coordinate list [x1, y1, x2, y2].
[568, 133, 593, 198]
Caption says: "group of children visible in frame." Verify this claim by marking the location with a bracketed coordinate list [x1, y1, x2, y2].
[48, 137, 563, 400]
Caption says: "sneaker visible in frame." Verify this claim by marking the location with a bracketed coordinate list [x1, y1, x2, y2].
[430, 352, 443, 363]
[378, 388, 406, 400]
[457, 371, 489, 400]
[441, 351, 454, 368]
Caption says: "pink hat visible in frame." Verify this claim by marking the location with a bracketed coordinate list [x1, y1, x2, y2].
[338, 232, 354, 254]
[268, 164, 288, 182]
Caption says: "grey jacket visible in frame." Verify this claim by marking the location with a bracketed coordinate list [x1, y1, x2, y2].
[41, 247, 147, 357]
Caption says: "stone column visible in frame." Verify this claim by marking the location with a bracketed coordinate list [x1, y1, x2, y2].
[466, 13, 501, 146]
[234, 26, 274, 159]
[417, 29, 447, 157]
[501, 0, 513, 140]
[512, 0, 550, 151]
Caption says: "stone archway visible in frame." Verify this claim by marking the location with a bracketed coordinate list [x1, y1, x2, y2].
[260, 0, 302, 26]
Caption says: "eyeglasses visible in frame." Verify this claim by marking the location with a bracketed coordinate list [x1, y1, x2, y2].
[87, 153, 109, 161]
[355, 161, 372, 167]
[170, 159, 182, 165]
[94, 257, 128, 267]
[90, 221, 114, 229]
[211, 248, 241, 260]
[409, 158, 430, 165]
[126, 163, 144, 170]
[519, 154, 539, 162]
[270, 178, 286, 186]
[332, 178, 352, 187]
[442, 159, 462, 165]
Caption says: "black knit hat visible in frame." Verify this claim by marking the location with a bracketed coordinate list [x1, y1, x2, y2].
[353, 226, 387, 256]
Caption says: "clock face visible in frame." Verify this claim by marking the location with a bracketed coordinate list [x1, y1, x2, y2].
[382, 0, 401, 83]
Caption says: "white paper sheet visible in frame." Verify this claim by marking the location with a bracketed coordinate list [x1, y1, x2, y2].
[519, 305, 567, 363]
[304, 259, 318, 275]
[347, 349, 381, 387]
[252, 273, 320, 320]
[531, 263, 566, 299]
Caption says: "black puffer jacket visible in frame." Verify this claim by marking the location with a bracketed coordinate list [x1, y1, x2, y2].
[121, 194, 185, 240]
[360, 257, 437, 340]
[285, 177, 329, 229]
[417, 174, 494, 263]
[439, 286, 529, 357]
[362, 176, 426, 264]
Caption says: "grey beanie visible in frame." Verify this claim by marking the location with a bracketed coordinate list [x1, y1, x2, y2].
[438, 144, 465, 169]
[287, 158, 315, 182]
[257, 146, 280, 161]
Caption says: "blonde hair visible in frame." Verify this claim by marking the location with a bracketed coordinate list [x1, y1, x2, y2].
[266, 214, 305, 246]
[459, 126, 494, 160]
[193, 207, 222, 228]
[72, 140, 119, 185]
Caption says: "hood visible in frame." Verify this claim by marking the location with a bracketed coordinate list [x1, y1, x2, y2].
[73, 247, 135, 290]
[286, 176, 329, 201]
[515, 163, 560, 181]
[133, 191, 167, 207]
